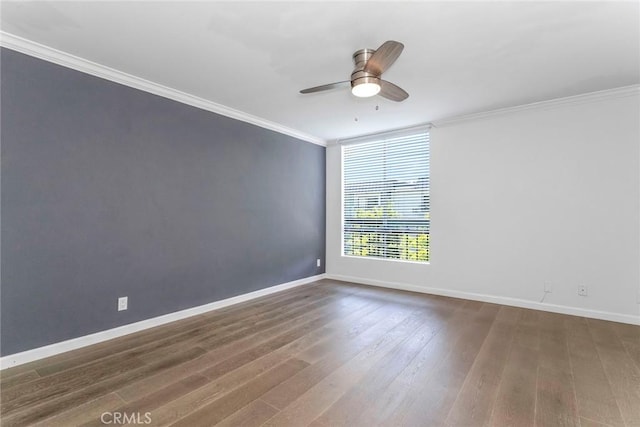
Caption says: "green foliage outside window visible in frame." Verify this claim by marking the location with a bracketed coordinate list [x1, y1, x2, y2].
[344, 205, 430, 262]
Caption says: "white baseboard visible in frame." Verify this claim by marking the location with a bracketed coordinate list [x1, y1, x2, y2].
[325, 274, 640, 326]
[0, 274, 326, 370]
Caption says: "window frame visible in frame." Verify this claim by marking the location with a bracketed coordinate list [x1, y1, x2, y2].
[340, 126, 431, 264]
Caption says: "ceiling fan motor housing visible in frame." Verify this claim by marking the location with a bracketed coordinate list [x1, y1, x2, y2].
[351, 48, 381, 88]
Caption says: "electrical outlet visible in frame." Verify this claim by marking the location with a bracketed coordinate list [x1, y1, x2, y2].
[118, 296, 128, 311]
[317, 258, 321, 267]
[544, 282, 553, 293]
[578, 285, 588, 297]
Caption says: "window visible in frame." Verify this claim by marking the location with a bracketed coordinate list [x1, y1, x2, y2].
[342, 130, 430, 262]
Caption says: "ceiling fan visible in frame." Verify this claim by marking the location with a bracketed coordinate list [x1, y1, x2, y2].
[300, 40, 409, 102]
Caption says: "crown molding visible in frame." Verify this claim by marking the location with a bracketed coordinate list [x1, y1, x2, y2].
[432, 84, 640, 128]
[3, 32, 636, 143]
[0, 31, 327, 147]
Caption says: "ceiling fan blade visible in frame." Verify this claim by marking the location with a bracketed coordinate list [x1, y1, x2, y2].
[300, 81, 350, 94]
[364, 40, 404, 75]
[379, 80, 409, 102]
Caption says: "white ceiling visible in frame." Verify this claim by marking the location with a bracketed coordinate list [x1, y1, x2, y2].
[1, 1, 638, 141]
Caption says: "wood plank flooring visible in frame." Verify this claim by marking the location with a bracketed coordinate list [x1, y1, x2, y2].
[1, 279, 639, 426]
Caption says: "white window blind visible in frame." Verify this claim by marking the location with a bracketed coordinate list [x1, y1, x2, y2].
[342, 131, 430, 262]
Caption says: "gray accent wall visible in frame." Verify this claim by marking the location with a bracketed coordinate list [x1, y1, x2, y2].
[0, 48, 326, 356]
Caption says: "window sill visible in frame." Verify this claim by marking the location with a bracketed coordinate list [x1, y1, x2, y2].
[341, 254, 430, 266]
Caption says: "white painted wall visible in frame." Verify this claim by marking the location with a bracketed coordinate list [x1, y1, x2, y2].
[326, 90, 640, 323]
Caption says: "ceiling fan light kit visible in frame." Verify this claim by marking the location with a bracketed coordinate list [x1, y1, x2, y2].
[300, 40, 409, 102]
[351, 80, 381, 97]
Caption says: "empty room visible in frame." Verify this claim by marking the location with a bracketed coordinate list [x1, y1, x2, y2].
[1, 1, 639, 426]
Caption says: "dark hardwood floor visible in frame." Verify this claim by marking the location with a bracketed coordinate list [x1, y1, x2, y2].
[1, 279, 638, 426]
